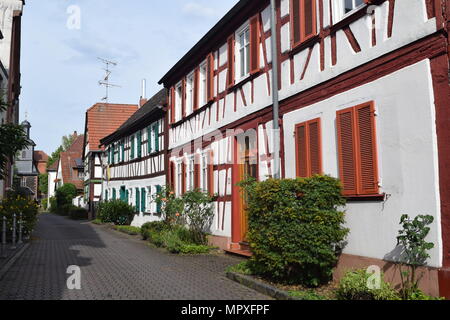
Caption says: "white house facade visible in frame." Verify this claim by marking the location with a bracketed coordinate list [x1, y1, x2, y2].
[159, 0, 450, 297]
[100, 89, 168, 227]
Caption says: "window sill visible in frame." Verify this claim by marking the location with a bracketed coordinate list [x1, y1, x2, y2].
[345, 193, 386, 202]
[227, 70, 262, 93]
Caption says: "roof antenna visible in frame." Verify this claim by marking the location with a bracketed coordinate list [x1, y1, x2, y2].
[139, 79, 147, 108]
[98, 57, 121, 104]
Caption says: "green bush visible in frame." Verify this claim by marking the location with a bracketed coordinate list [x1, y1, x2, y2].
[41, 198, 48, 211]
[153, 186, 184, 225]
[182, 190, 214, 245]
[179, 244, 211, 254]
[288, 290, 328, 300]
[69, 207, 89, 220]
[141, 221, 169, 240]
[0, 191, 39, 239]
[114, 225, 141, 235]
[226, 261, 253, 275]
[55, 184, 77, 215]
[240, 175, 349, 287]
[49, 196, 57, 213]
[97, 200, 135, 226]
[336, 269, 400, 300]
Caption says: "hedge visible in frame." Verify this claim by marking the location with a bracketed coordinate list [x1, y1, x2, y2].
[240, 175, 349, 287]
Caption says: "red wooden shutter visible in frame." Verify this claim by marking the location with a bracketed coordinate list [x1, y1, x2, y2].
[337, 108, 358, 196]
[308, 119, 321, 175]
[301, 0, 317, 41]
[295, 123, 308, 177]
[181, 78, 186, 118]
[194, 154, 201, 189]
[356, 102, 379, 195]
[181, 161, 186, 195]
[207, 53, 214, 102]
[193, 67, 200, 111]
[249, 14, 260, 75]
[227, 36, 235, 88]
[169, 161, 175, 188]
[170, 87, 175, 124]
[291, 0, 301, 47]
[207, 150, 214, 196]
[295, 118, 322, 178]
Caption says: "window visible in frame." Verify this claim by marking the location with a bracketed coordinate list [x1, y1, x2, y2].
[177, 162, 184, 196]
[291, 0, 317, 47]
[188, 157, 195, 191]
[295, 118, 322, 178]
[332, 0, 366, 23]
[135, 188, 140, 212]
[153, 123, 160, 152]
[175, 83, 183, 122]
[201, 153, 208, 192]
[141, 188, 146, 213]
[237, 26, 250, 79]
[336, 101, 379, 196]
[121, 140, 125, 162]
[199, 63, 208, 107]
[137, 130, 142, 158]
[186, 73, 194, 115]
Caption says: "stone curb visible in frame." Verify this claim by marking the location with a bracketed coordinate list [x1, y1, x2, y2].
[226, 271, 300, 300]
[0, 242, 31, 281]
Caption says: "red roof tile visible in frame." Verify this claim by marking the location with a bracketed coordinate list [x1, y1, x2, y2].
[85, 103, 138, 152]
[34, 150, 49, 162]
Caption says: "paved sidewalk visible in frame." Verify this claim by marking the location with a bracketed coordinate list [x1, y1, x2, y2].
[0, 213, 269, 300]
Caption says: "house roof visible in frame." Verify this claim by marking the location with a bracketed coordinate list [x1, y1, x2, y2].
[67, 134, 85, 153]
[84, 103, 138, 154]
[158, 0, 254, 86]
[59, 151, 84, 190]
[33, 150, 48, 162]
[100, 89, 167, 146]
[47, 159, 59, 171]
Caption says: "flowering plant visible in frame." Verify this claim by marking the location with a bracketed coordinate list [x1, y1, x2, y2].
[0, 191, 38, 239]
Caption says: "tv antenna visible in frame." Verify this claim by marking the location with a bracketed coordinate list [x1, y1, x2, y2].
[98, 57, 121, 104]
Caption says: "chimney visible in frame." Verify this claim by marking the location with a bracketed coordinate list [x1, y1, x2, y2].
[139, 79, 148, 108]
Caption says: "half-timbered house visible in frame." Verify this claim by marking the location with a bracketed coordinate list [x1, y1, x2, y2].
[159, 0, 450, 297]
[82, 103, 138, 218]
[100, 89, 168, 227]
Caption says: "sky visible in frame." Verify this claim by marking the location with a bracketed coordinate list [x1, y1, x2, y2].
[21, 0, 239, 155]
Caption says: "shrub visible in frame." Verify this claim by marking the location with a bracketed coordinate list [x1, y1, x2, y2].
[0, 191, 38, 239]
[141, 221, 169, 240]
[114, 225, 141, 235]
[396, 214, 435, 300]
[97, 200, 135, 225]
[288, 290, 328, 300]
[182, 190, 214, 245]
[336, 269, 400, 300]
[55, 184, 77, 215]
[179, 244, 211, 255]
[153, 186, 184, 226]
[49, 196, 57, 213]
[41, 198, 48, 211]
[69, 207, 89, 220]
[240, 175, 349, 287]
[160, 229, 185, 253]
[226, 261, 253, 275]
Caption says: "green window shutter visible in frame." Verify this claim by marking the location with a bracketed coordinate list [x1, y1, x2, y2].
[137, 131, 142, 158]
[105, 190, 108, 202]
[126, 189, 129, 204]
[135, 188, 140, 212]
[154, 122, 160, 152]
[156, 185, 162, 214]
[108, 147, 111, 164]
[121, 141, 125, 162]
[141, 188, 146, 213]
[131, 135, 135, 159]
[112, 144, 115, 165]
[112, 188, 116, 200]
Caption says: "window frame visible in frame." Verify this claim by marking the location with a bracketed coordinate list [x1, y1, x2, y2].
[175, 82, 183, 122]
[332, 0, 367, 24]
[235, 22, 251, 82]
[199, 62, 208, 107]
[186, 72, 194, 116]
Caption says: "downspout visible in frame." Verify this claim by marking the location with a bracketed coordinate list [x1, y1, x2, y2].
[270, 0, 281, 179]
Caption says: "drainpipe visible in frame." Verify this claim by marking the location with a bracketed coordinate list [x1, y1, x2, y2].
[270, 0, 281, 179]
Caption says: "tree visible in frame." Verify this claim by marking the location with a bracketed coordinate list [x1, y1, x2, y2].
[0, 99, 30, 180]
[47, 133, 77, 168]
[39, 173, 49, 195]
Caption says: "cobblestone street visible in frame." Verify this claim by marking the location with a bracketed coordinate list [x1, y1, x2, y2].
[0, 214, 269, 300]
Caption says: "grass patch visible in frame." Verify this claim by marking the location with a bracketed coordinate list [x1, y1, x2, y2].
[288, 290, 328, 300]
[114, 225, 141, 235]
[91, 219, 103, 225]
[226, 261, 253, 275]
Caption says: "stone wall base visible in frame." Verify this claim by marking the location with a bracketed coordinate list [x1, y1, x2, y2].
[208, 235, 231, 251]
